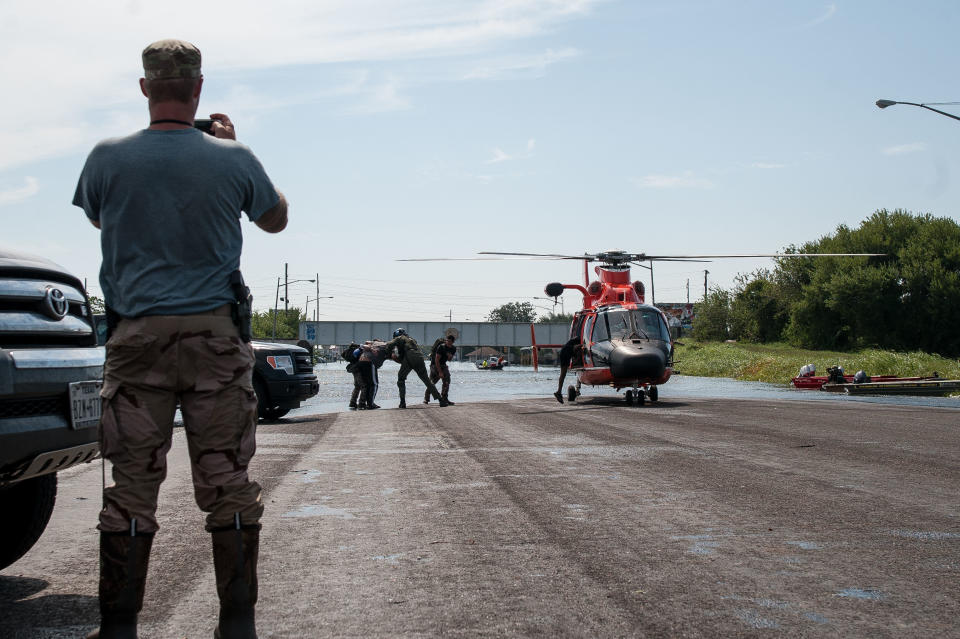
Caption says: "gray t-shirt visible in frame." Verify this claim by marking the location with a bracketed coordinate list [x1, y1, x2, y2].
[73, 128, 279, 317]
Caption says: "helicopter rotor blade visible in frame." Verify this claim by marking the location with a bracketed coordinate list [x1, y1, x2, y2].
[641, 253, 885, 259]
[478, 251, 597, 260]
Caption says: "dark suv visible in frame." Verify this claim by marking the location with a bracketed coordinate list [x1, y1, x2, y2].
[0, 249, 102, 569]
[251, 341, 319, 421]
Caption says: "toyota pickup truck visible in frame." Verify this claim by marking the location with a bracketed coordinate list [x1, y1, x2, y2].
[0, 249, 102, 569]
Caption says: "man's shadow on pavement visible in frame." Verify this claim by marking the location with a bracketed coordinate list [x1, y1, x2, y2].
[0, 575, 98, 638]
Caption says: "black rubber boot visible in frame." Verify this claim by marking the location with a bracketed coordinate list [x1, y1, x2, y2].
[212, 523, 260, 639]
[398, 399, 406, 409]
[86, 529, 154, 639]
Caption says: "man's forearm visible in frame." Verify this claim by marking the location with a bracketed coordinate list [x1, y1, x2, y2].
[255, 192, 288, 233]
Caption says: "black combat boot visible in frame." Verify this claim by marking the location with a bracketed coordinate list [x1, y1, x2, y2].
[398, 399, 406, 408]
[86, 528, 154, 639]
[211, 522, 260, 639]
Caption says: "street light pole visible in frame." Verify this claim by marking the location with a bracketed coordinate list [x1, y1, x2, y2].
[876, 99, 960, 122]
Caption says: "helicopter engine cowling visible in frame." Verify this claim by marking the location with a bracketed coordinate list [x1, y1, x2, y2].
[608, 342, 666, 381]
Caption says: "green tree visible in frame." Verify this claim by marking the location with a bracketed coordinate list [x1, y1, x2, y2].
[87, 295, 105, 314]
[537, 312, 574, 324]
[691, 288, 732, 341]
[252, 308, 304, 339]
[487, 301, 537, 322]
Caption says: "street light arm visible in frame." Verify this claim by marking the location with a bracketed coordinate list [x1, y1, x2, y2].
[876, 99, 960, 122]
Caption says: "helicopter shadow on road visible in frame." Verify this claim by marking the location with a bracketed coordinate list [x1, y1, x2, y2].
[0, 575, 98, 636]
[517, 397, 691, 415]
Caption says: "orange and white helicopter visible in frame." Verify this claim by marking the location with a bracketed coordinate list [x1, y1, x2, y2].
[479, 249, 883, 406]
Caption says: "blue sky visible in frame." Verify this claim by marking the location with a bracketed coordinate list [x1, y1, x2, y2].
[1, 1, 957, 321]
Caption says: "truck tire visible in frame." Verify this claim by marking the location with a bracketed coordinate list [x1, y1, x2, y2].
[0, 473, 57, 570]
[253, 378, 289, 422]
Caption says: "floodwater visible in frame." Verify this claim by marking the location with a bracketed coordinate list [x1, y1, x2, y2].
[288, 361, 960, 417]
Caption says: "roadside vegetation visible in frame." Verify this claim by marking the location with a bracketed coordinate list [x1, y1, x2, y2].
[674, 340, 960, 385]
[692, 209, 960, 357]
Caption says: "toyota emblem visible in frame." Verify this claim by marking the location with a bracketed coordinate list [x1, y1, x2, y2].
[42, 287, 70, 320]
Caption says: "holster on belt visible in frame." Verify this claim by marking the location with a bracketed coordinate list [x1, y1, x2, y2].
[104, 305, 122, 342]
[229, 271, 253, 343]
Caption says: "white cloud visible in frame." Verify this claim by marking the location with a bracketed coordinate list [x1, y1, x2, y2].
[485, 138, 536, 164]
[750, 162, 786, 169]
[882, 142, 927, 156]
[463, 47, 581, 80]
[0, 177, 39, 206]
[801, 4, 837, 29]
[0, 1, 600, 171]
[630, 172, 714, 189]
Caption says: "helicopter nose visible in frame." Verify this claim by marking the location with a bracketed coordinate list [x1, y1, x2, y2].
[609, 344, 666, 380]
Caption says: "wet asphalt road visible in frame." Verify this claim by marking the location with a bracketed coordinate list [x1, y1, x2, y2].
[1, 395, 958, 638]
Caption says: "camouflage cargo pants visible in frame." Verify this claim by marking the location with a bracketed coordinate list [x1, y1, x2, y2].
[425, 363, 450, 401]
[397, 354, 441, 402]
[98, 308, 262, 533]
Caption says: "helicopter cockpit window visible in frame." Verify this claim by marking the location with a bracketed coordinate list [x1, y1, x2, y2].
[605, 309, 631, 340]
[592, 311, 609, 342]
[630, 309, 671, 341]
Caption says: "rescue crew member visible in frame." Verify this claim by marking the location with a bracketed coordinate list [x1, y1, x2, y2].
[553, 336, 582, 404]
[424, 335, 456, 405]
[356, 339, 387, 409]
[382, 328, 448, 408]
[73, 39, 287, 639]
[342, 343, 362, 409]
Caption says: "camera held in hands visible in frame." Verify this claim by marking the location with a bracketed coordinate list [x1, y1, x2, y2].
[193, 118, 217, 135]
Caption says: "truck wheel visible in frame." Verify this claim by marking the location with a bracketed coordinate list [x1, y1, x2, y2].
[253, 378, 289, 422]
[0, 474, 57, 570]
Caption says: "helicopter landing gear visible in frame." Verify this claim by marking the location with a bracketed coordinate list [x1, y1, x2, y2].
[567, 385, 578, 403]
[648, 386, 658, 402]
[625, 388, 645, 406]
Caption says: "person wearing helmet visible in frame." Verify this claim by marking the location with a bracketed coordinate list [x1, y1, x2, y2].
[382, 329, 447, 408]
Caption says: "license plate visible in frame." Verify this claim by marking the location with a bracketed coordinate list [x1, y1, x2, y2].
[69, 380, 102, 430]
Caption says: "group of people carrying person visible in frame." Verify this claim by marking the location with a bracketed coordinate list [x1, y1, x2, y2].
[343, 329, 457, 409]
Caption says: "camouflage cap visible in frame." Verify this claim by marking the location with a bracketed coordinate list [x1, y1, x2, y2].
[142, 39, 201, 80]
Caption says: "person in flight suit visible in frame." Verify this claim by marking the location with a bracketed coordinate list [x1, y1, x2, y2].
[342, 343, 362, 409]
[382, 328, 448, 408]
[356, 339, 387, 409]
[73, 39, 287, 639]
[424, 335, 456, 405]
[553, 336, 582, 404]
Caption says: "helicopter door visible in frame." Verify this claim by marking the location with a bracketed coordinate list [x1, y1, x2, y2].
[581, 314, 595, 367]
[591, 311, 610, 365]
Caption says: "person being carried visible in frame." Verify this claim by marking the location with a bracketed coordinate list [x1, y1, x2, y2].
[382, 328, 448, 408]
[424, 335, 456, 405]
[342, 342, 362, 409]
[356, 339, 387, 409]
[554, 336, 582, 404]
[73, 39, 287, 638]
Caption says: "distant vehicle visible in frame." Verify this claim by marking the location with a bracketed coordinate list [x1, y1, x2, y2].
[95, 317, 319, 422]
[251, 341, 319, 421]
[0, 248, 102, 569]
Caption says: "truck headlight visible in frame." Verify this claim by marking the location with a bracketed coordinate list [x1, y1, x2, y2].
[266, 355, 294, 375]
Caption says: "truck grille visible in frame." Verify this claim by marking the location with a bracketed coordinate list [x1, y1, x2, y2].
[293, 353, 313, 373]
[0, 394, 68, 420]
[0, 276, 95, 347]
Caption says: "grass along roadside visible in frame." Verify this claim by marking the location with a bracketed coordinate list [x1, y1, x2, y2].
[673, 341, 960, 385]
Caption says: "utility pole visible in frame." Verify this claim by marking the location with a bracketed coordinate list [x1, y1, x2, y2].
[448, 310, 453, 322]
[649, 261, 655, 306]
[703, 270, 709, 301]
[686, 279, 690, 304]
[284, 262, 289, 312]
[315, 275, 319, 321]
[272, 277, 280, 339]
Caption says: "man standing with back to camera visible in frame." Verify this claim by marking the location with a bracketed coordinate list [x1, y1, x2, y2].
[73, 39, 288, 639]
